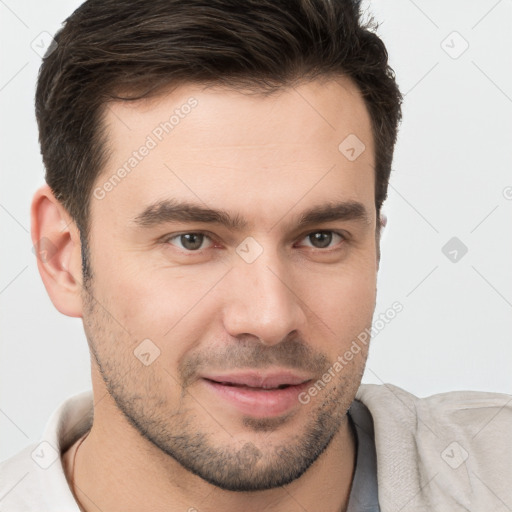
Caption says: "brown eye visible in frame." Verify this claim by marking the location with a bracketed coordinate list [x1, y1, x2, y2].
[299, 231, 344, 249]
[167, 232, 212, 251]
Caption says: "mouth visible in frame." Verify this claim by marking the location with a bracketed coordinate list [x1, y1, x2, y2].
[206, 381, 294, 390]
[202, 371, 311, 388]
[200, 371, 313, 417]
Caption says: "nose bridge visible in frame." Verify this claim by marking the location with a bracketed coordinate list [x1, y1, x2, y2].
[222, 243, 304, 345]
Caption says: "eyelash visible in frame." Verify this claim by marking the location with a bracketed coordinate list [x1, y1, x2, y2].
[163, 230, 347, 253]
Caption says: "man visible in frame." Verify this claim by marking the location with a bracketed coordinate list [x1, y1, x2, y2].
[1, 0, 511, 511]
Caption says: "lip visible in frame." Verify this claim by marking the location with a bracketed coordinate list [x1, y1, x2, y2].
[202, 370, 311, 388]
[201, 371, 312, 417]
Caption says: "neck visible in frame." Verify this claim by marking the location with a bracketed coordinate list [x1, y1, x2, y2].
[70, 389, 356, 512]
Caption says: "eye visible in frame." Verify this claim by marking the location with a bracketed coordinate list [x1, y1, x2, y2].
[297, 230, 345, 250]
[163, 230, 346, 254]
[166, 232, 214, 251]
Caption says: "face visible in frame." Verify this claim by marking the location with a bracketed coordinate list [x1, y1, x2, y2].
[82, 77, 378, 491]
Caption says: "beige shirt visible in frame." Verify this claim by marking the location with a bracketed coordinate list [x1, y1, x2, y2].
[1, 383, 511, 511]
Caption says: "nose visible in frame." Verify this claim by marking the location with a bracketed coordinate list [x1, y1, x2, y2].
[221, 248, 306, 346]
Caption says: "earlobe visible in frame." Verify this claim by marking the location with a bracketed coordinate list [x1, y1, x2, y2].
[31, 184, 84, 318]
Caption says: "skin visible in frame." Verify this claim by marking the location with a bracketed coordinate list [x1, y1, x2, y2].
[32, 76, 380, 512]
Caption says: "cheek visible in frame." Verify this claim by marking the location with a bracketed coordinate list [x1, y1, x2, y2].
[301, 255, 376, 314]
[96, 255, 224, 352]
[296, 263, 376, 355]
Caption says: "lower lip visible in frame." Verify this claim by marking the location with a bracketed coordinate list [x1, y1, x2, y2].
[202, 379, 311, 417]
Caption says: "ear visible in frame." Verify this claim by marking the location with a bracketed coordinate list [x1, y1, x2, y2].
[31, 184, 84, 317]
[376, 212, 387, 270]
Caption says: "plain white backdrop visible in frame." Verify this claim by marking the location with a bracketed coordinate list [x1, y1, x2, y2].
[1, 0, 511, 462]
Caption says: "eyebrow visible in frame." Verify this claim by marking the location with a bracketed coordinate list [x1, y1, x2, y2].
[132, 198, 371, 231]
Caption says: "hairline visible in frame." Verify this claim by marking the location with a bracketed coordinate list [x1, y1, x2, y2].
[84, 72, 378, 232]
[77, 74, 382, 282]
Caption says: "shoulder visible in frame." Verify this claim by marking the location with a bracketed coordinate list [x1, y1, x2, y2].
[0, 442, 46, 511]
[0, 390, 93, 511]
[356, 383, 512, 511]
[356, 382, 512, 433]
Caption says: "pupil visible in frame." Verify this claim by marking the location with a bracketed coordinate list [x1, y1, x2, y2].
[311, 231, 331, 248]
[181, 233, 203, 250]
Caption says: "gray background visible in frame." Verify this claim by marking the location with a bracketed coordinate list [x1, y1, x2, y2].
[1, 0, 511, 462]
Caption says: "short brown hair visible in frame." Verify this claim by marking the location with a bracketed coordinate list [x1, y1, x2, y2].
[35, 0, 402, 275]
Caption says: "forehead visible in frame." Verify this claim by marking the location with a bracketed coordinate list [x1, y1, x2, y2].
[92, 77, 375, 229]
